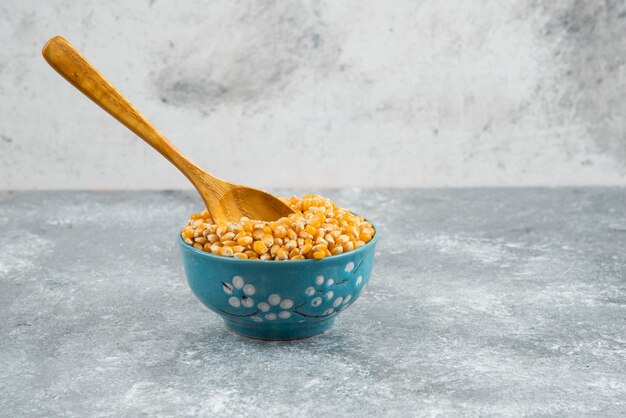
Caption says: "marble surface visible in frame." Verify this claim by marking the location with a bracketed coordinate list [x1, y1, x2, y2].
[3, 1, 626, 189]
[0, 189, 625, 417]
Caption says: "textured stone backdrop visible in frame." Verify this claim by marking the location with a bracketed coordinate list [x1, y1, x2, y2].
[1, 0, 626, 189]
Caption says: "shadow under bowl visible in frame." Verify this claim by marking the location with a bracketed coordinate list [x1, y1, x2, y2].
[178, 233, 378, 340]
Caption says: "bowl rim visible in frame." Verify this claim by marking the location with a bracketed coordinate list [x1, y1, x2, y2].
[177, 228, 378, 265]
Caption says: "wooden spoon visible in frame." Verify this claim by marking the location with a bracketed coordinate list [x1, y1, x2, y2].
[42, 36, 294, 223]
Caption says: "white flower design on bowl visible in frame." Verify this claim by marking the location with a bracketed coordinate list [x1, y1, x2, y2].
[220, 261, 365, 322]
[252, 294, 294, 322]
[298, 271, 357, 318]
[222, 275, 256, 309]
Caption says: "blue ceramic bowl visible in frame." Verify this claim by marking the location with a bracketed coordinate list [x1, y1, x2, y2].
[178, 232, 378, 340]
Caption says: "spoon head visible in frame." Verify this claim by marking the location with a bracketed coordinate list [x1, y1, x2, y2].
[211, 186, 294, 223]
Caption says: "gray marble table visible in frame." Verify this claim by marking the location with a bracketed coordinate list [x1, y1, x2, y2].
[1, 189, 625, 417]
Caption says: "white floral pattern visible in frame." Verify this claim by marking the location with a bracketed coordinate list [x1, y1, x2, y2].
[253, 294, 294, 321]
[221, 260, 366, 322]
[222, 275, 255, 309]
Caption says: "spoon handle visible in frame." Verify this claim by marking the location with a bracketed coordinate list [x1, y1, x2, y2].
[42, 36, 199, 176]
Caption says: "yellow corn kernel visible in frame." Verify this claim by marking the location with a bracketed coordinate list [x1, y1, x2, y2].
[286, 228, 298, 240]
[288, 248, 300, 259]
[210, 244, 221, 254]
[219, 246, 234, 257]
[252, 229, 264, 240]
[183, 228, 194, 239]
[220, 232, 235, 242]
[312, 250, 326, 259]
[203, 243, 212, 252]
[290, 254, 306, 260]
[274, 237, 284, 246]
[193, 243, 203, 250]
[194, 237, 208, 244]
[231, 245, 245, 253]
[274, 248, 289, 260]
[300, 243, 313, 254]
[234, 252, 248, 259]
[237, 235, 253, 246]
[206, 233, 219, 244]
[253, 241, 269, 255]
[244, 250, 258, 258]
[331, 246, 343, 255]
[260, 253, 272, 260]
[262, 234, 274, 248]
[221, 240, 237, 247]
[269, 221, 281, 231]
[311, 243, 327, 252]
[315, 237, 328, 246]
[216, 225, 228, 237]
[343, 241, 354, 251]
[338, 235, 350, 244]
[270, 244, 280, 257]
[305, 224, 317, 236]
[274, 225, 287, 238]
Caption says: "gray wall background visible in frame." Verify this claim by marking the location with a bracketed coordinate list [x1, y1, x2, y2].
[1, 0, 626, 189]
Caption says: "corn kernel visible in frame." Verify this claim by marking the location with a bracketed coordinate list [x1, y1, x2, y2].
[312, 250, 326, 259]
[253, 241, 269, 255]
[300, 243, 313, 254]
[220, 232, 235, 242]
[262, 234, 274, 248]
[274, 225, 287, 238]
[219, 246, 234, 257]
[231, 245, 245, 253]
[237, 236, 253, 246]
[312, 243, 327, 252]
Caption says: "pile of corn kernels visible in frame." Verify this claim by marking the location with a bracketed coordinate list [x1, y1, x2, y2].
[181, 194, 375, 260]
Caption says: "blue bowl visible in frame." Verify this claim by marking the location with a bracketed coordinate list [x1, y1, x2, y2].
[178, 232, 378, 340]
